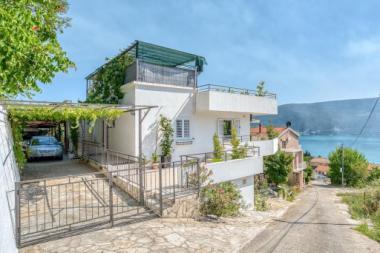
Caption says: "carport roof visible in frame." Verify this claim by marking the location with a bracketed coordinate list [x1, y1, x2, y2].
[0, 100, 157, 112]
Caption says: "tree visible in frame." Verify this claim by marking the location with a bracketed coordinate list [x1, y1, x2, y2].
[266, 125, 279, 139]
[328, 147, 368, 186]
[213, 133, 224, 161]
[256, 81, 266, 96]
[264, 151, 293, 186]
[0, 0, 74, 97]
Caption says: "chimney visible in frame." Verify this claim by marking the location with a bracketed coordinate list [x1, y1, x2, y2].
[286, 121, 291, 128]
[259, 123, 262, 133]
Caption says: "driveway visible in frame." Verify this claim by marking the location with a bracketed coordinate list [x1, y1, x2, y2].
[241, 181, 380, 253]
[22, 159, 97, 180]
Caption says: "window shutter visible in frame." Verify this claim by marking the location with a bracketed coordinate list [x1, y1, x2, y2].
[176, 120, 183, 138]
[217, 119, 224, 136]
[184, 120, 190, 138]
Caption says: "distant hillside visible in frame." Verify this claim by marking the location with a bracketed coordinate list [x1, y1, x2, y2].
[258, 97, 380, 136]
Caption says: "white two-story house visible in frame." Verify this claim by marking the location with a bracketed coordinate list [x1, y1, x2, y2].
[85, 40, 278, 207]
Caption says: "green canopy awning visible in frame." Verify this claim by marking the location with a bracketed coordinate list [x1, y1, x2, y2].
[86, 40, 207, 79]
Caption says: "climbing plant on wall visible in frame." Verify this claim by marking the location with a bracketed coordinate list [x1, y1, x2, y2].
[86, 52, 134, 104]
[7, 105, 124, 170]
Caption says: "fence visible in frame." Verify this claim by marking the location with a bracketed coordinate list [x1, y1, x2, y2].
[220, 135, 252, 146]
[14, 149, 200, 247]
[197, 84, 277, 99]
[180, 146, 260, 164]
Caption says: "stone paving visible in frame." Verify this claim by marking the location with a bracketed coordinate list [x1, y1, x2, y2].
[20, 198, 292, 253]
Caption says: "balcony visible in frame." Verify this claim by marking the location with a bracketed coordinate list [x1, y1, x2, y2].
[220, 135, 279, 156]
[196, 84, 277, 114]
[180, 146, 262, 183]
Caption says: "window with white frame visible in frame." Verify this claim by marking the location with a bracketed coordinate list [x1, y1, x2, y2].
[176, 119, 190, 139]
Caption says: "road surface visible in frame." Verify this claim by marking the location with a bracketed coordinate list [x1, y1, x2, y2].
[241, 181, 380, 253]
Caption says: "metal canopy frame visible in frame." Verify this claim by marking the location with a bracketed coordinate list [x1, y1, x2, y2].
[86, 40, 207, 80]
[0, 99, 156, 113]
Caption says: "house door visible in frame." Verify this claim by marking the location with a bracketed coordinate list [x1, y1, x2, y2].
[217, 119, 240, 137]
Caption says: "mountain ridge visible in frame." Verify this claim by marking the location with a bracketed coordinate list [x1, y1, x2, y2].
[258, 97, 380, 136]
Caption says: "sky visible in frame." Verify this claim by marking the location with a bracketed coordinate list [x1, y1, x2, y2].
[30, 0, 380, 105]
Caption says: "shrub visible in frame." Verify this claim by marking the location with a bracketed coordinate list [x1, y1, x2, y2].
[213, 133, 224, 161]
[231, 127, 240, 159]
[278, 184, 299, 202]
[255, 193, 269, 211]
[304, 165, 313, 184]
[266, 125, 279, 139]
[328, 147, 368, 186]
[264, 151, 293, 186]
[200, 182, 243, 217]
[367, 167, 380, 183]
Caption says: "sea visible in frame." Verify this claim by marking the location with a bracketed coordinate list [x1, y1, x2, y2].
[300, 135, 380, 164]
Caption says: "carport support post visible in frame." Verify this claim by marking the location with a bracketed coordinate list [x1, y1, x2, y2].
[15, 181, 21, 248]
[138, 109, 144, 205]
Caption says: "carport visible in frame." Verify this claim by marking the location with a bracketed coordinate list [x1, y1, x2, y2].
[1, 99, 156, 172]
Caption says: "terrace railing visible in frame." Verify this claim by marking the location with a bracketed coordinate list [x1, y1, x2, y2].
[180, 146, 260, 165]
[220, 135, 252, 146]
[197, 84, 277, 99]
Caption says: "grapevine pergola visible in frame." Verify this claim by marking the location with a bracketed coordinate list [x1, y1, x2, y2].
[0, 99, 156, 169]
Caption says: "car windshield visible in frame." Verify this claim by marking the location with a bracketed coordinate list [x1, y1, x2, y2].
[31, 137, 58, 146]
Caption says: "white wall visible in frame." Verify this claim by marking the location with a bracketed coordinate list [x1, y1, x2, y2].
[206, 156, 263, 207]
[196, 90, 278, 115]
[115, 82, 251, 161]
[0, 105, 19, 253]
[251, 138, 278, 156]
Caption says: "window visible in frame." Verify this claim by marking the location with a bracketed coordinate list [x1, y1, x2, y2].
[176, 119, 190, 139]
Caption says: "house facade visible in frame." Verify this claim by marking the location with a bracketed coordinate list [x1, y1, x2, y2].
[251, 126, 306, 188]
[86, 41, 278, 207]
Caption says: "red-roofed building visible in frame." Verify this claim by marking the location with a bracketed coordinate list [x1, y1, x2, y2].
[251, 125, 306, 188]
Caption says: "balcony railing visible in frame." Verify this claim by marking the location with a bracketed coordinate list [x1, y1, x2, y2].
[125, 60, 197, 88]
[180, 146, 260, 164]
[220, 135, 252, 146]
[197, 84, 276, 99]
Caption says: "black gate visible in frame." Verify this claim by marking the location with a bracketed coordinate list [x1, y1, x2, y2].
[15, 149, 200, 247]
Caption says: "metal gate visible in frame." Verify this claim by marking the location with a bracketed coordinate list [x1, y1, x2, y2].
[15, 150, 201, 247]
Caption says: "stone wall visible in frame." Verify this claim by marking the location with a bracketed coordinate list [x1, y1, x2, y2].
[0, 105, 19, 252]
[163, 194, 199, 218]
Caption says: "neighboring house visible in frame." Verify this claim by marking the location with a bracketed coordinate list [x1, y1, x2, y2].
[310, 157, 330, 169]
[85, 40, 278, 207]
[251, 126, 306, 188]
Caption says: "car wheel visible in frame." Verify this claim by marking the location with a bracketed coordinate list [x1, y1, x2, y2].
[57, 155, 63, 161]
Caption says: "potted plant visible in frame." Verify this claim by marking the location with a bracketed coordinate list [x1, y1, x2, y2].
[151, 152, 159, 170]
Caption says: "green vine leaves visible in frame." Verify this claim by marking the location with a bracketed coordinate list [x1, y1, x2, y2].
[7, 105, 124, 170]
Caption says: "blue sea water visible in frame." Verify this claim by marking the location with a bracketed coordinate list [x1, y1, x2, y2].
[300, 135, 380, 164]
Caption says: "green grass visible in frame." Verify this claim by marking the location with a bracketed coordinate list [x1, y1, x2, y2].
[339, 191, 380, 242]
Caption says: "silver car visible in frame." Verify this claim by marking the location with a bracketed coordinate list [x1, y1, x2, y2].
[27, 136, 63, 161]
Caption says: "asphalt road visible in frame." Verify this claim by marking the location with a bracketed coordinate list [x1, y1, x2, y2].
[241, 181, 380, 253]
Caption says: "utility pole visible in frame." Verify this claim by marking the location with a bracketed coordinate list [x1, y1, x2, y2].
[341, 144, 344, 186]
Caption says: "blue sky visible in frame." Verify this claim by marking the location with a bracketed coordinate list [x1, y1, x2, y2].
[31, 0, 380, 104]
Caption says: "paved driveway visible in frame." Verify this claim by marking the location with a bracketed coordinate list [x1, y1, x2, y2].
[241, 181, 380, 253]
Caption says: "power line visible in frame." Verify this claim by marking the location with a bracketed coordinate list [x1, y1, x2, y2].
[351, 95, 380, 147]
